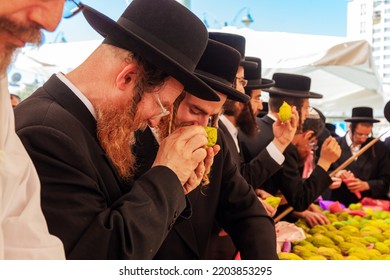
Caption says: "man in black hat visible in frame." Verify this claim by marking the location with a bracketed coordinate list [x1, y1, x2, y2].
[208, 34, 297, 189]
[288, 108, 331, 227]
[14, 0, 221, 260]
[243, 56, 275, 118]
[240, 73, 341, 216]
[239, 56, 280, 175]
[200, 34, 298, 259]
[325, 107, 390, 206]
[133, 39, 278, 260]
[208, 33, 260, 148]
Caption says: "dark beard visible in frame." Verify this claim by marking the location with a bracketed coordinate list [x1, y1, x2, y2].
[0, 16, 42, 75]
[236, 103, 258, 137]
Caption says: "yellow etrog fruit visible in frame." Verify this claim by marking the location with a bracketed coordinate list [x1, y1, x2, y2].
[265, 196, 282, 208]
[204, 126, 217, 148]
[278, 101, 292, 122]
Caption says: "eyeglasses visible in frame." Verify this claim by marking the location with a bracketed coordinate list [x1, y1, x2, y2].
[151, 94, 170, 119]
[354, 132, 370, 138]
[63, 0, 85, 19]
[234, 77, 248, 88]
[308, 141, 318, 151]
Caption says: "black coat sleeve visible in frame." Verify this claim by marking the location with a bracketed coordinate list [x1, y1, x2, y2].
[215, 132, 278, 260]
[17, 124, 186, 260]
[272, 144, 333, 211]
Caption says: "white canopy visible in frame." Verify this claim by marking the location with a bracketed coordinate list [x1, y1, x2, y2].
[216, 27, 386, 118]
[8, 28, 386, 117]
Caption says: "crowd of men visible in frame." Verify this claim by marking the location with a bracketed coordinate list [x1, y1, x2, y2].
[1, 0, 389, 260]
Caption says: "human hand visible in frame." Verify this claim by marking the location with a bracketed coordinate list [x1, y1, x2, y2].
[258, 197, 277, 217]
[203, 145, 220, 179]
[344, 177, 369, 194]
[153, 125, 208, 190]
[183, 144, 220, 192]
[272, 106, 299, 153]
[317, 137, 341, 171]
[255, 188, 273, 199]
[294, 210, 329, 227]
[255, 189, 278, 217]
[329, 176, 342, 189]
[337, 170, 354, 180]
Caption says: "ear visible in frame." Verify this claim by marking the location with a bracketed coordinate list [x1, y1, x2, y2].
[304, 130, 315, 140]
[235, 101, 244, 110]
[116, 63, 138, 90]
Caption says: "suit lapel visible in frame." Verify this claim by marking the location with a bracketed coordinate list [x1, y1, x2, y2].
[355, 139, 374, 169]
[44, 75, 128, 200]
[218, 120, 241, 166]
[43, 75, 97, 140]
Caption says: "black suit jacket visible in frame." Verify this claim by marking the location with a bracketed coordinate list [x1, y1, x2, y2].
[133, 127, 278, 260]
[239, 115, 332, 211]
[327, 136, 390, 206]
[220, 119, 281, 189]
[14, 75, 187, 259]
[272, 144, 333, 211]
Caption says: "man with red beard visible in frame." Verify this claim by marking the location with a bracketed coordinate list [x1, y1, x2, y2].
[14, 0, 220, 259]
[0, 0, 68, 259]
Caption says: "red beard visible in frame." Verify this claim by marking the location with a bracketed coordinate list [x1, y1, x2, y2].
[96, 97, 146, 180]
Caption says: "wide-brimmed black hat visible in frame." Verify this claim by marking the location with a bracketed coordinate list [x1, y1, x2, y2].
[194, 40, 249, 103]
[82, 0, 219, 101]
[264, 73, 323, 99]
[384, 100, 390, 122]
[244, 56, 275, 89]
[325, 123, 338, 137]
[345, 107, 379, 123]
[209, 32, 257, 69]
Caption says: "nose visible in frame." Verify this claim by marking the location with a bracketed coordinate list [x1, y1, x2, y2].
[29, 1, 65, 31]
[197, 116, 210, 127]
[257, 102, 263, 112]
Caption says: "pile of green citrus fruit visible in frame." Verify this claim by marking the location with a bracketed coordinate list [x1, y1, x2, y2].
[278, 205, 390, 260]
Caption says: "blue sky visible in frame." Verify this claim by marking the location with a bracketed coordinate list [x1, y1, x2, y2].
[43, 0, 348, 43]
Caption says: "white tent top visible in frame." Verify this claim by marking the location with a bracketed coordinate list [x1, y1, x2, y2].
[8, 27, 387, 117]
[215, 26, 386, 118]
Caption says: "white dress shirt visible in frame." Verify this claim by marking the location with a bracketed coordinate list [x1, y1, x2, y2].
[0, 76, 65, 259]
[220, 114, 240, 153]
[346, 131, 361, 157]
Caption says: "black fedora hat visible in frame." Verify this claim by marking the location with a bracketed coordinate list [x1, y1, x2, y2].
[209, 32, 257, 69]
[384, 100, 390, 123]
[325, 123, 338, 137]
[244, 56, 275, 89]
[264, 73, 323, 99]
[345, 107, 379, 123]
[195, 40, 249, 103]
[82, 0, 220, 101]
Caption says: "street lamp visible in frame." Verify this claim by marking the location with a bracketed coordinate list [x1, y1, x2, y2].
[201, 6, 255, 29]
[231, 7, 254, 27]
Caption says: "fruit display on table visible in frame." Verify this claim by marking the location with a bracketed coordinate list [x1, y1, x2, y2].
[278, 203, 390, 260]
